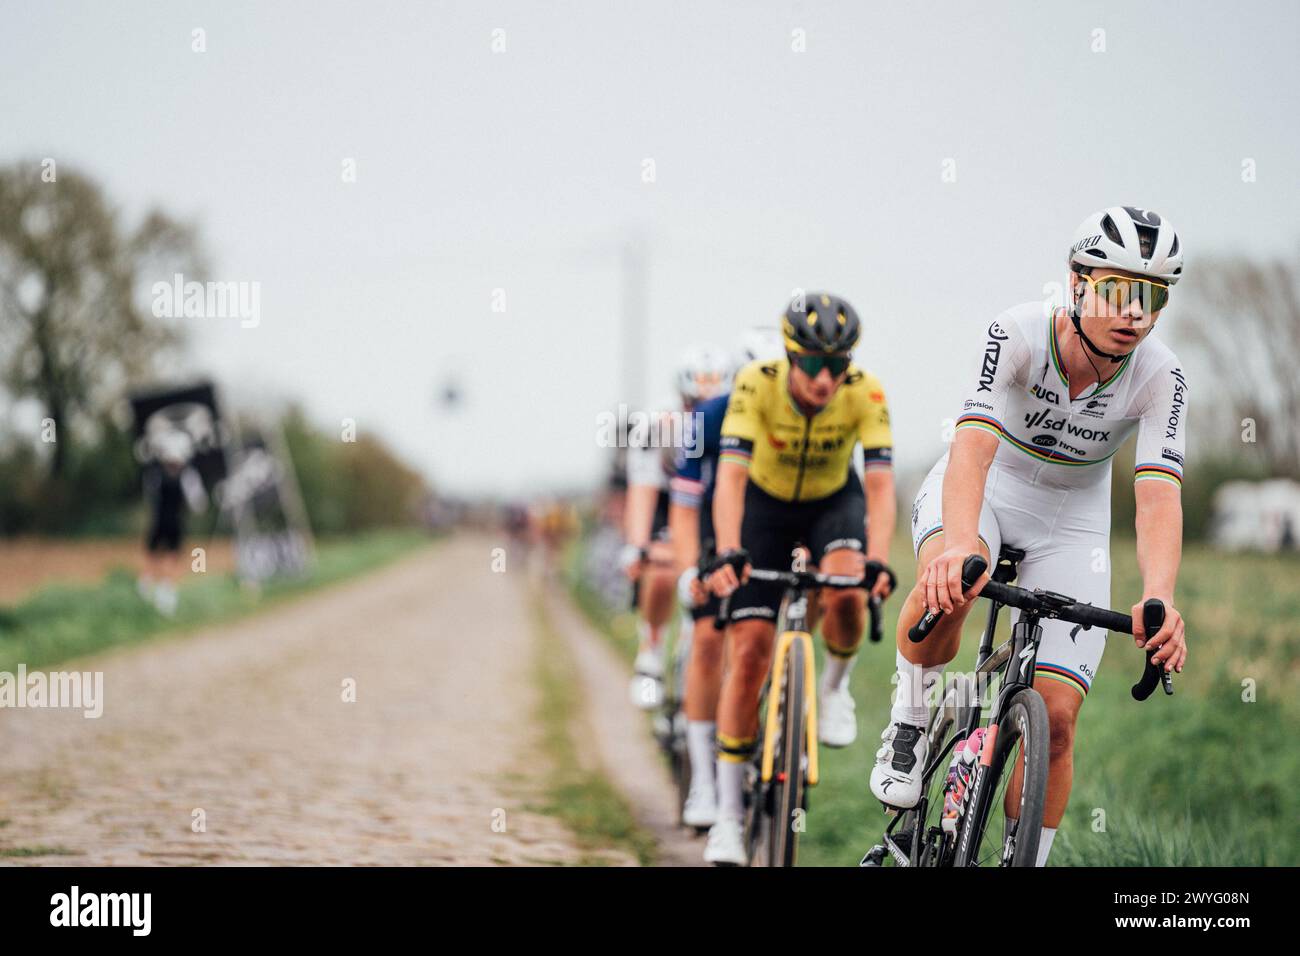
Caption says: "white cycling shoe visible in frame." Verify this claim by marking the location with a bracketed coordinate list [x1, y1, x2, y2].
[703, 815, 747, 866]
[869, 721, 929, 810]
[629, 648, 664, 710]
[818, 685, 858, 747]
[682, 782, 718, 829]
[153, 584, 178, 617]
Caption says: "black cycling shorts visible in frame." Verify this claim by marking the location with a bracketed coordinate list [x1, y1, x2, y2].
[725, 471, 866, 623]
[147, 521, 183, 554]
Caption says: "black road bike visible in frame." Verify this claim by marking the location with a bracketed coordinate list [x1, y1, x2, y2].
[861, 547, 1173, 868]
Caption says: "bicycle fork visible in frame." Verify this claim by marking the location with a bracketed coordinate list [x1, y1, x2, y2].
[760, 631, 820, 787]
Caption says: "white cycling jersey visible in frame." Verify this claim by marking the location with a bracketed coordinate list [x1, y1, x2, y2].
[954, 302, 1187, 491]
[625, 399, 683, 491]
[909, 303, 1189, 699]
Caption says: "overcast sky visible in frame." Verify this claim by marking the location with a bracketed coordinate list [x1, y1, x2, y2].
[4, 1, 1298, 495]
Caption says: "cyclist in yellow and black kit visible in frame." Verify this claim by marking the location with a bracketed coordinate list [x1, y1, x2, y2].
[703, 291, 897, 865]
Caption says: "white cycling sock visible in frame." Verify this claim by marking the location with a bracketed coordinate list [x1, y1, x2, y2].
[716, 757, 746, 820]
[687, 721, 716, 788]
[891, 650, 942, 728]
[820, 651, 855, 695]
[1036, 827, 1057, 867]
[636, 618, 662, 653]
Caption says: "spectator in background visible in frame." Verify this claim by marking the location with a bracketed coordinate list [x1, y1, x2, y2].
[138, 430, 208, 616]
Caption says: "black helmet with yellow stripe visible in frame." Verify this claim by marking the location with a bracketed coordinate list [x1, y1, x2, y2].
[781, 292, 861, 354]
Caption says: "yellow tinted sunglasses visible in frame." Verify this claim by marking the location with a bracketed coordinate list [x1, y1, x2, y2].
[1084, 273, 1170, 314]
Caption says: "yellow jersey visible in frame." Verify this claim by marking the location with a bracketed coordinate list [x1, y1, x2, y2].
[719, 359, 893, 502]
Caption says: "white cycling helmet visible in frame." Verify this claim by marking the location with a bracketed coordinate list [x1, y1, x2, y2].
[675, 344, 731, 404]
[1068, 206, 1183, 285]
[733, 326, 786, 375]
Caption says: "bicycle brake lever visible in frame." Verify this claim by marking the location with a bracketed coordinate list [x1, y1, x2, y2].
[868, 594, 882, 643]
[908, 555, 987, 643]
[1131, 598, 1173, 700]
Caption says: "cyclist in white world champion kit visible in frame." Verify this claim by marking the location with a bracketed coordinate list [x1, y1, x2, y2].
[869, 207, 1191, 866]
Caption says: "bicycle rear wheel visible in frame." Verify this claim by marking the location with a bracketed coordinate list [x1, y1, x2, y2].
[953, 688, 1048, 867]
[767, 637, 807, 867]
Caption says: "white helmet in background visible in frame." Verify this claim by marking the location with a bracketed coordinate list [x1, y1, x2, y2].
[675, 344, 731, 405]
[732, 326, 786, 375]
[1068, 206, 1183, 285]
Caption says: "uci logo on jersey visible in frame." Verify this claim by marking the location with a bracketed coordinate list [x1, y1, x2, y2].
[1030, 383, 1060, 405]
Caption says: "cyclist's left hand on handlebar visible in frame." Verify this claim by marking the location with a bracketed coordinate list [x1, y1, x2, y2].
[1131, 596, 1187, 673]
[867, 561, 896, 600]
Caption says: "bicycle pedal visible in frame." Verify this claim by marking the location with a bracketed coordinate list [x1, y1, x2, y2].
[859, 846, 886, 867]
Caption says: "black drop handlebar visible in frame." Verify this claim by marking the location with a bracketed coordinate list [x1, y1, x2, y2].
[711, 561, 888, 641]
[908, 555, 1174, 700]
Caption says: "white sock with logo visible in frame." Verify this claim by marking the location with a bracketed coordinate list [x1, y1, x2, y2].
[687, 721, 716, 789]
[1037, 827, 1057, 867]
[891, 650, 942, 728]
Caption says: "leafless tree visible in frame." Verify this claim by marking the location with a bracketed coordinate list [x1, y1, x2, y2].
[1175, 254, 1300, 477]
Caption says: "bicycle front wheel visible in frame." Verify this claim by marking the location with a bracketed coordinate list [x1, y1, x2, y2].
[909, 673, 980, 867]
[767, 637, 807, 867]
[953, 688, 1048, 867]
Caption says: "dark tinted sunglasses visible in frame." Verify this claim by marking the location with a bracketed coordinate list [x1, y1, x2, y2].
[789, 352, 851, 378]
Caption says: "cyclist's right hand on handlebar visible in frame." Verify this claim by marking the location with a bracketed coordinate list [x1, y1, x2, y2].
[705, 548, 750, 597]
[922, 545, 989, 615]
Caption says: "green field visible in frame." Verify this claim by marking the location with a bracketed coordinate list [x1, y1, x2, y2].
[573, 535, 1300, 867]
[0, 531, 431, 674]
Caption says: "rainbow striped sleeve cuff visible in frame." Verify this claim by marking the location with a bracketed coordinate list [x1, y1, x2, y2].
[718, 436, 753, 469]
[1134, 462, 1182, 487]
[955, 413, 1002, 437]
[669, 476, 704, 508]
[718, 449, 751, 468]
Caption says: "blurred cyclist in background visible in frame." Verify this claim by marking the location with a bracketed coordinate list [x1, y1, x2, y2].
[623, 345, 731, 709]
[139, 430, 208, 616]
[503, 500, 533, 569]
[536, 497, 579, 578]
[668, 327, 786, 827]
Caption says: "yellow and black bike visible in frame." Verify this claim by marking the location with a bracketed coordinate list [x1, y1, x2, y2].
[717, 560, 885, 866]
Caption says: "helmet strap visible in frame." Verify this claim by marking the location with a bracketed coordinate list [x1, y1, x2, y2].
[1068, 282, 1124, 365]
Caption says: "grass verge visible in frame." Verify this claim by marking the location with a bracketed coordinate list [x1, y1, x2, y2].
[0, 530, 432, 673]
[531, 590, 657, 866]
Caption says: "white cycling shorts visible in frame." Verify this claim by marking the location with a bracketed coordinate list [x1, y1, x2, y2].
[909, 454, 1113, 698]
